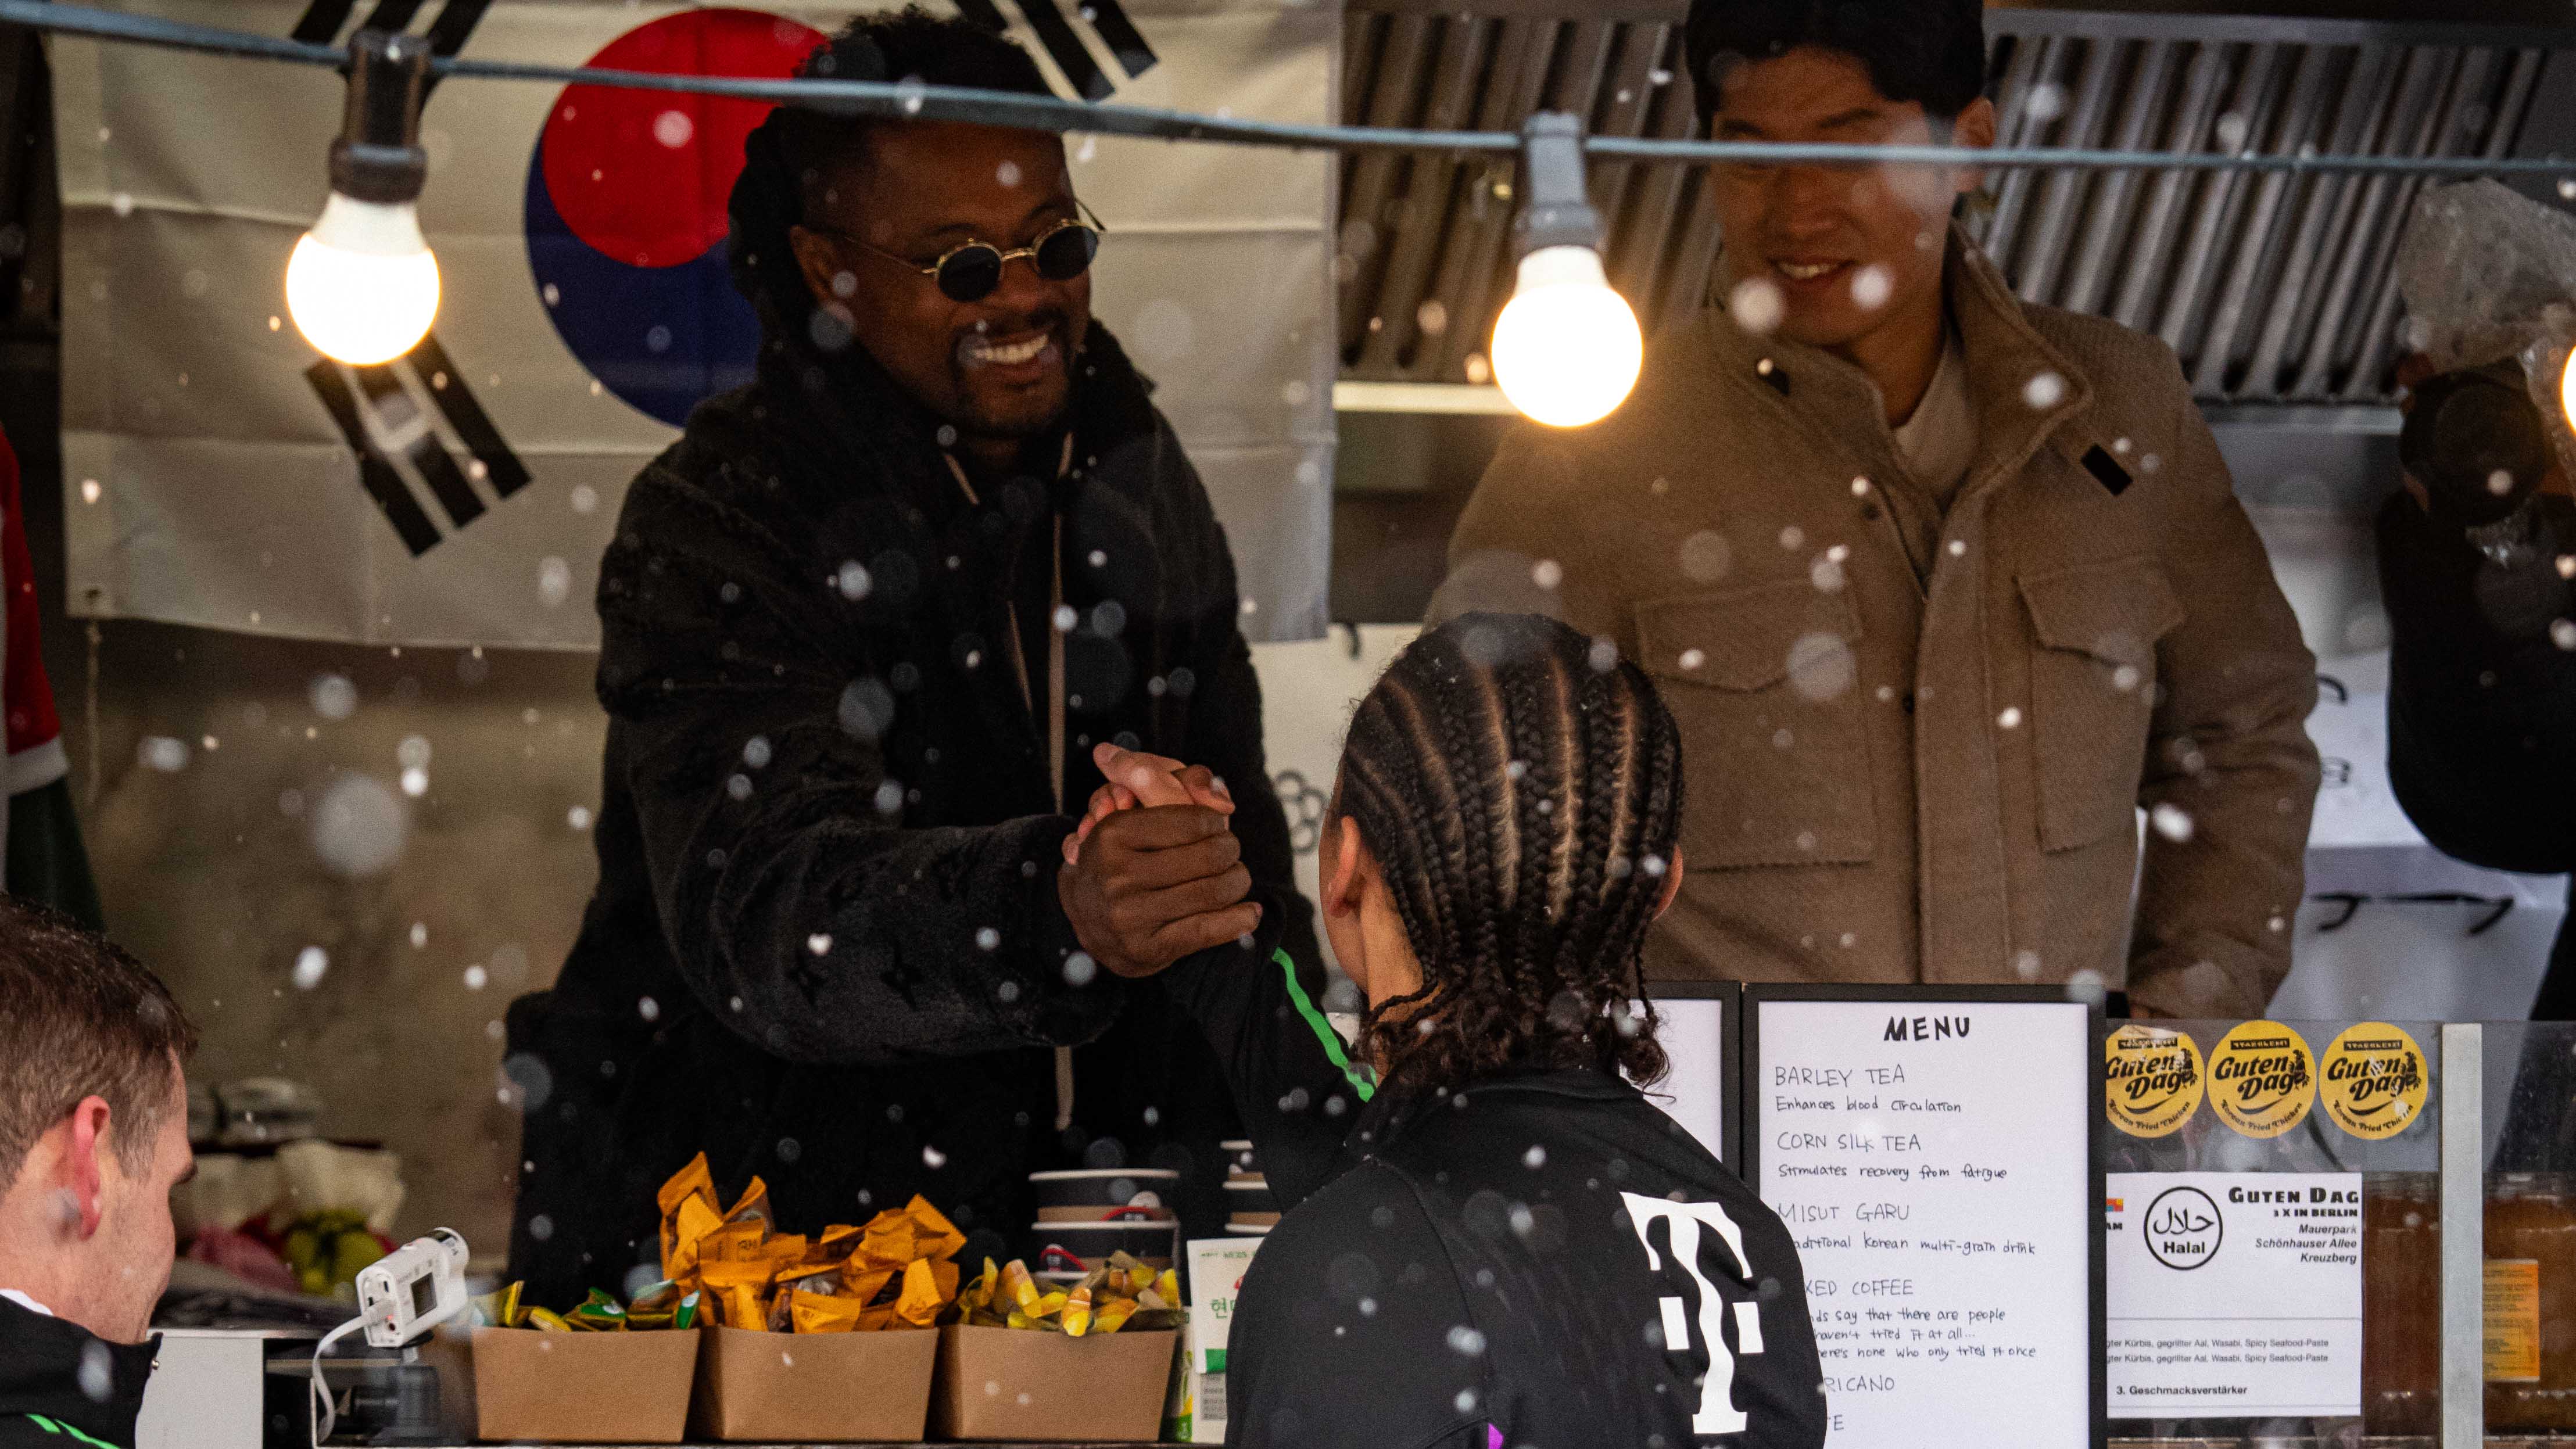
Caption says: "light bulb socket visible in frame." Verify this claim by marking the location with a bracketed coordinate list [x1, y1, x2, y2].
[1512, 112, 1603, 260]
[330, 30, 431, 206]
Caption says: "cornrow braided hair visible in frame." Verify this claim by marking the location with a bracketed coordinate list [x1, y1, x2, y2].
[1337, 612, 1686, 1097]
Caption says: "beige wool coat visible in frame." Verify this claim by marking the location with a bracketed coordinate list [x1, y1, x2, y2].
[1439, 235, 2321, 1017]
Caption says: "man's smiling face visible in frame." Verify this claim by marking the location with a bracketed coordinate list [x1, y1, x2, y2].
[793, 120, 1091, 449]
[1707, 46, 1991, 353]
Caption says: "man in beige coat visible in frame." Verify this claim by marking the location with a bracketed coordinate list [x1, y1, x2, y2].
[1439, 0, 2320, 1017]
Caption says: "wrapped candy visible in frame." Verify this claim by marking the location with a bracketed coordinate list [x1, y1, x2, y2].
[950, 1252, 1184, 1334]
[647, 1154, 969, 1333]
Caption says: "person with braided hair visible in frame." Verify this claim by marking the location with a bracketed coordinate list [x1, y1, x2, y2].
[1079, 614, 1826, 1448]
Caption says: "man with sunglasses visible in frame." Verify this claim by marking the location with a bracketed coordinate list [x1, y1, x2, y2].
[504, 8, 1339, 1307]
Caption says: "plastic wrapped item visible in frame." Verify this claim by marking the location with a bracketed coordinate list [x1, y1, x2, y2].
[2397, 180, 2576, 376]
[2395, 181, 2576, 483]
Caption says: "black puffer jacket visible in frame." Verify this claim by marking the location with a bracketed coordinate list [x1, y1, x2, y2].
[503, 301, 1331, 1304]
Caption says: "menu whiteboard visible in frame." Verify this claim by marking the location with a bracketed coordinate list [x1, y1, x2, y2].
[1747, 988, 2103, 1449]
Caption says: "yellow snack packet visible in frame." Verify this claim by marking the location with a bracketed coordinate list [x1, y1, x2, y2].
[524, 1307, 572, 1333]
[999, 1260, 1040, 1314]
[892, 1258, 954, 1328]
[700, 1259, 777, 1331]
[791, 1291, 868, 1333]
[667, 1193, 723, 1281]
[1061, 1283, 1094, 1338]
[657, 1152, 716, 1219]
[1033, 1290, 1068, 1318]
[701, 1221, 768, 1266]
[1092, 1299, 1137, 1335]
[657, 1153, 720, 1278]
[722, 1177, 772, 1229]
[1153, 1269, 1180, 1306]
[472, 1281, 523, 1329]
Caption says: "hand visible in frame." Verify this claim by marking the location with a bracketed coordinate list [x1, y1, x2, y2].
[1058, 802, 1260, 978]
[1063, 744, 1235, 865]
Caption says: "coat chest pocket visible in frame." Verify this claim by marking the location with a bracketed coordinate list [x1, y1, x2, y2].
[1635, 579, 1873, 869]
[2018, 558, 2187, 852]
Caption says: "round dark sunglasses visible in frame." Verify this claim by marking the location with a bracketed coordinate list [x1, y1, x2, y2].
[827, 213, 1104, 303]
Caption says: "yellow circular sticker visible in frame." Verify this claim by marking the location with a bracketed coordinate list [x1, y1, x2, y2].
[2207, 1020, 2316, 1138]
[2320, 1022, 2429, 1139]
[2105, 1024, 2206, 1138]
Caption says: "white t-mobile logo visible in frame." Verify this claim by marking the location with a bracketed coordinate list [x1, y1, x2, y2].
[1621, 1192, 1765, 1436]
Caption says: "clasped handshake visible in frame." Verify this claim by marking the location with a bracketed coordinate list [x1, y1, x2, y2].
[1054, 741, 1264, 980]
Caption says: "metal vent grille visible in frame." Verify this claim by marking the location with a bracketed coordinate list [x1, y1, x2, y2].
[1336, 7, 2560, 407]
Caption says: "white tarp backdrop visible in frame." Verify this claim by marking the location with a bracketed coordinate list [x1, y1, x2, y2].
[49, 0, 1337, 648]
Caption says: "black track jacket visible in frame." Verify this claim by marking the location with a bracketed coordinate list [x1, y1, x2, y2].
[1228, 1067, 1828, 1449]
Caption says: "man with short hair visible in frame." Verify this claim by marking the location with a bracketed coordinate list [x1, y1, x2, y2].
[0, 903, 198, 1449]
[1441, 0, 2321, 1016]
[508, 8, 1335, 1304]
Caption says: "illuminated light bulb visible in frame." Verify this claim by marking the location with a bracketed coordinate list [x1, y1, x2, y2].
[287, 29, 437, 366]
[1491, 244, 1643, 428]
[2561, 346, 2575, 435]
[287, 194, 439, 365]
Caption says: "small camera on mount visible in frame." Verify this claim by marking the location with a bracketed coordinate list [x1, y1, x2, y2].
[353, 1228, 468, 1349]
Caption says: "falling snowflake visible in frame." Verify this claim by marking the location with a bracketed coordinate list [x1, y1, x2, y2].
[2149, 802, 2195, 843]
[1729, 276, 1785, 336]
[292, 947, 328, 991]
[2022, 372, 2066, 410]
[310, 673, 358, 721]
[1850, 265, 1893, 311]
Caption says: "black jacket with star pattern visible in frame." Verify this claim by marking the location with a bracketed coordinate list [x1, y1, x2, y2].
[502, 315, 1342, 1308]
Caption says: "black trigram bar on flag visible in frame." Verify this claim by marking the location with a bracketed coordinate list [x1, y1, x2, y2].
[954, 0, 1156, 102]
[290, 0, 491, 95]
[307, 332, 531, 557]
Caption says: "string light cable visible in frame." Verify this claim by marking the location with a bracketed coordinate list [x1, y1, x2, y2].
[6, 0, 2573, 421]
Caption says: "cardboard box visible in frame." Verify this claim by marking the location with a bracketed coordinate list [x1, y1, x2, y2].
[689, 1323, 938, 1441]
[470, 1327, 698, 1443]
[931, 1324, 1180, 1442]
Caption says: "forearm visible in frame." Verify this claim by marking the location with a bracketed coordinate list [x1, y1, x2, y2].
[1157, 886, 1368, 1213]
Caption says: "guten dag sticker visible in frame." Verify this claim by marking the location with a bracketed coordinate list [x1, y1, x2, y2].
[2206, 1021, 2316, 1139]
[2104, 1024, 2205, 1138]
[2318, 1021, 2428, 1140]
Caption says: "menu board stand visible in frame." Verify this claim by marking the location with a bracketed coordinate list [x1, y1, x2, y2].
[1743, 984, 2105, 1449]
[1640, 979, 1742, 1166]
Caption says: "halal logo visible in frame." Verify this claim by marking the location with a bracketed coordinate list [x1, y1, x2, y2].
[2143, 1186, 2223, 1271]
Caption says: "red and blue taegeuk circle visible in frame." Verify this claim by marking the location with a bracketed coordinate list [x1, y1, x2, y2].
[524, 9, 827, 426]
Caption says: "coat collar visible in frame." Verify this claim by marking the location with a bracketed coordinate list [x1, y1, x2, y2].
[1686, 223, 2094, 501]
[0, 1296, 156, 1448]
